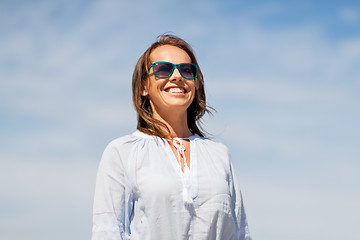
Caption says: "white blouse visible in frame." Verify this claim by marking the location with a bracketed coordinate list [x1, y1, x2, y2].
[92, 131, 251, 240]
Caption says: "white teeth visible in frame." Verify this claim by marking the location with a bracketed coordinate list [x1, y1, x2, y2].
[168, 88, 184, 93]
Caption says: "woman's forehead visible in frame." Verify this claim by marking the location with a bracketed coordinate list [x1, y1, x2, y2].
[150, 45, 191, 63]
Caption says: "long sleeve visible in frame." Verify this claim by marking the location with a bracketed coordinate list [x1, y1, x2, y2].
[229, 156, 252, 240]
[92, 143, 133, 240]
[91, 132, 252, 240]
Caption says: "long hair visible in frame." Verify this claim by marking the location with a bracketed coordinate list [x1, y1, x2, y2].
[132, 34, 212, 138]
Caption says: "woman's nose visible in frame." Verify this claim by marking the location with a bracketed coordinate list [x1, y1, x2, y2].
[169, 67, 182, 81]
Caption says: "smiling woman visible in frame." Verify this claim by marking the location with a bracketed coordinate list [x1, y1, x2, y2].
[141, 45, 196, 133]
[132, 35, 209, 139]
[91, 34, 251, 240]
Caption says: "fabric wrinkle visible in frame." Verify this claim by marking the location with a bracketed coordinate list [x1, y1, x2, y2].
[92, 131, 251, 240]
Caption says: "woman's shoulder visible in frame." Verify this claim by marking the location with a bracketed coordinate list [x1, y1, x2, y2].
[196, 136, 230, 154]
[100, 131, 148, 164]
[107, 132, 136, 145]
[105, 131, 149, 150]
[197, 135, 228, 147]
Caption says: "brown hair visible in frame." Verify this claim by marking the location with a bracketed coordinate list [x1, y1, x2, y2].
[132, 34, 212, 138]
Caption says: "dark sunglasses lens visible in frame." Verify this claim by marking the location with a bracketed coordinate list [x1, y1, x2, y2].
[180, 64, 197, 79]
[153, 62, 173, 78]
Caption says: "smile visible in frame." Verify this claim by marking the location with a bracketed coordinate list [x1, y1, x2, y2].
[164, 87, 186, 94]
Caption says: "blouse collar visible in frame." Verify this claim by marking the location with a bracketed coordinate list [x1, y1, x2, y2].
[133, 130, 201, 141]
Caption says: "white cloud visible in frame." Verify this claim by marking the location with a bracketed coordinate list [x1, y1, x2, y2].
[1, 1, 359, 240]
[242, 173, 360, 240]
[199, 20, 360, 240]
[0, 157, 96, 240]
[339, 7, 360, 23]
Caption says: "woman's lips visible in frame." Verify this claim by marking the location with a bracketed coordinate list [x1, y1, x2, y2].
[164, 87, 186, 93]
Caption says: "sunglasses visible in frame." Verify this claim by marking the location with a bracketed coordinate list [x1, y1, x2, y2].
[148, 61, 198, 80]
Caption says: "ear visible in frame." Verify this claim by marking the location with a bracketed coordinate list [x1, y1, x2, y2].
[141, 89, 148, 96]
[141, 83, 148, 96]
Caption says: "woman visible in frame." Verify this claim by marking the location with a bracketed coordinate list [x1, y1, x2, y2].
[92, 34, 251, 240]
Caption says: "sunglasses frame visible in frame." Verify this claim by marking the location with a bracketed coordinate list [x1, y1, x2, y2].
[148, 61, 198, 80]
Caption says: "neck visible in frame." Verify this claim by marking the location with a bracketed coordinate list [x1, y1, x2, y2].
[152, 109, 192, 138]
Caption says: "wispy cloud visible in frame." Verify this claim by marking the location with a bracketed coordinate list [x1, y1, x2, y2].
[1, 1, 359, 240]
[339, 7, 360, 23]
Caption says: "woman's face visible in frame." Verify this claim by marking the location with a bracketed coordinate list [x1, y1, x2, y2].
[142, 45, 196, 117]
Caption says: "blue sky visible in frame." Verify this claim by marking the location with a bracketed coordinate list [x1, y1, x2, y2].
[1, 0, 359, 239]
